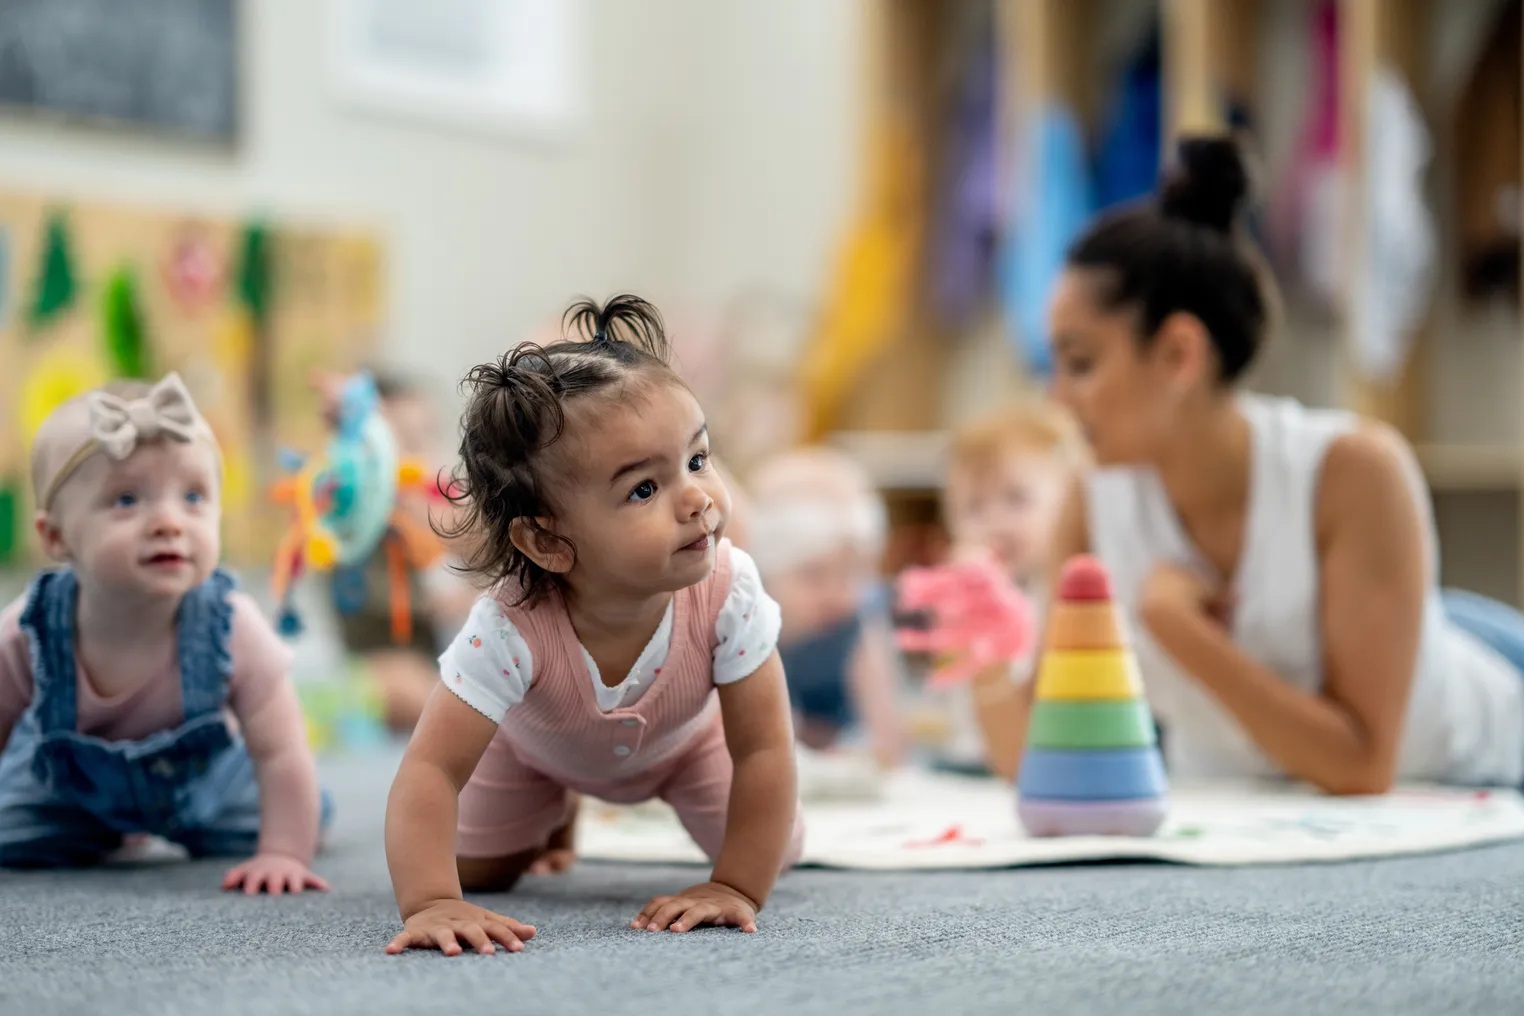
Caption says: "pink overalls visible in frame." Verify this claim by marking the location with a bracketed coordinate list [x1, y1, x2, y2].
[455, 541, 805, 865]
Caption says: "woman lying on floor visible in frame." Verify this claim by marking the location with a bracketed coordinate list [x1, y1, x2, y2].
[978, 134, 1524, 795]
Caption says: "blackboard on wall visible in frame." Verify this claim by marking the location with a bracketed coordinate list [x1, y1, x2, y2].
[0, 0, 238, 142]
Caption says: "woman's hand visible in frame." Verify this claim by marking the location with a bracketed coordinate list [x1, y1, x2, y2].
[1140, 561, 1234, 631]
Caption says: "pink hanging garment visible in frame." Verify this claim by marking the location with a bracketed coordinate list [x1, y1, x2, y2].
[1300, 0, 1344, 306]
[1267, 0, 1341, 305]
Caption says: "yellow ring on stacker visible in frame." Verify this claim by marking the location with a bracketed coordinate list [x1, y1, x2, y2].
[1034, 649, 1144, 701]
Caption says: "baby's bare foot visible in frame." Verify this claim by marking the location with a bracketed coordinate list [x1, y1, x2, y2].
[527, 848, 576, 875]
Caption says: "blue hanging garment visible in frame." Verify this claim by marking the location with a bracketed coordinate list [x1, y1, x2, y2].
[1094, 32, 1163, 209]
[929, 28, 1001, 326]
[998, 103, 1096, 376]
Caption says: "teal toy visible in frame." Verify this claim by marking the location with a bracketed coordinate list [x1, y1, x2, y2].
[269, 371, 444, 643]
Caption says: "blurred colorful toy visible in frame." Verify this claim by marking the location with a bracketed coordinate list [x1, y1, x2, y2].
[297, 661, 389, 755]
[269, 370, 445, 643]
[1017, 555, 1168, 837]
[894, 556, 1036, 689]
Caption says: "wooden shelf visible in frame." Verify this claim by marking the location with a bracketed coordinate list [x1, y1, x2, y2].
[1414, 443, 1524, 491]
[834, 432, 1523, 496]
[828, 429, 949, 492]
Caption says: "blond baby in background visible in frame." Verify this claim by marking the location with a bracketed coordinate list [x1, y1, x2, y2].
[745, 447, 907, 771]
[932, 400, 1087, 777]
[0, 374, 331, 891]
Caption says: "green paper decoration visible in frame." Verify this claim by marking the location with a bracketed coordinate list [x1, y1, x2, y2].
[27, 209, 78, 332]
[0, 480, 18, 566]
[101, 264, 153, 379]
[236, 222, 272, 326]
[236, 221, 274, 432]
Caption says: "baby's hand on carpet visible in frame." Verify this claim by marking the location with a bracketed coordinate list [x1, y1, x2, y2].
[223, 853, 330, 896]
[386, 900, 537, 956]
[632, 881, 759, 934]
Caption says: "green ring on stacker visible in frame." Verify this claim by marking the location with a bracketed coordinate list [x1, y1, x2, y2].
[1026, 699, 1157, 750]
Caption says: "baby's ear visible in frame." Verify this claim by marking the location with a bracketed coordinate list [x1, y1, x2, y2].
[509, 517, 574, 574]
[33, 511, 70, 563]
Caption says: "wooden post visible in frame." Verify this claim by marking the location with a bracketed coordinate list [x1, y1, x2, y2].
[1339, 0, 1430, 440]
[807, 0, 944, 436]
[1163, 0, 1260, 142]
[1517, 0, 1524, 606]
[1007, 0, 1097, 126]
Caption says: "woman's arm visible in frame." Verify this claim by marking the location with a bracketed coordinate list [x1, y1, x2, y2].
[1145, 427, 1426, 794]
[973, 473, 1090, 780]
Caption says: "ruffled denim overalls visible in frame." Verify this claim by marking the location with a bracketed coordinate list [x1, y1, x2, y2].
[0, 569, 331, 867]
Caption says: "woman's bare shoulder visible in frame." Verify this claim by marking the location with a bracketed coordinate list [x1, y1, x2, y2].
[1315, 421, 1428, 552]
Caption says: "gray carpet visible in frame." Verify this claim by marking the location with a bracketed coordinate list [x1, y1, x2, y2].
[3, 749, 1523, 1016]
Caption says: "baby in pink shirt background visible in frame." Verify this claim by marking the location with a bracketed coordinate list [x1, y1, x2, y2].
[384, 295, 803, 957]
[0, 372, 329, 893]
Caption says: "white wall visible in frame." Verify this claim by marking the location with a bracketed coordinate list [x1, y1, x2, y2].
[0, 0, 863, 409]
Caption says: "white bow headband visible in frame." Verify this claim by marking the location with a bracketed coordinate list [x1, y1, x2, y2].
[40, 372, 217, 509]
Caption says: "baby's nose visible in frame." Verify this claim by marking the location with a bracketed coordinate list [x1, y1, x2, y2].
[150, 502, 185, 534]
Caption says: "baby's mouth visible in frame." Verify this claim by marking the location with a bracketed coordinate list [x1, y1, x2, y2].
[679, 519, 717, 553]
[143, 551, 190, 568]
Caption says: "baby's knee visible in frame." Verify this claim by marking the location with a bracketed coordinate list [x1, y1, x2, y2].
[457, 848, 538, 892]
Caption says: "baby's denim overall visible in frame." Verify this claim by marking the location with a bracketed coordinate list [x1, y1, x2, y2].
[0, 568, 330, 867]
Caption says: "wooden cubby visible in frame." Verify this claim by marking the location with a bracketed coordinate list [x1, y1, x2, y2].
[825, 0, 1524, 601]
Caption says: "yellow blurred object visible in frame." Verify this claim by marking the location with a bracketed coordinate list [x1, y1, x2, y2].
[799, 119, 923, 439]
[1033, 650, 1145, 701]
[211, 307, 254, 373]
[397, 458, 426, 487]
[305, 532, 338, 570]
[20, 348, 109, 444]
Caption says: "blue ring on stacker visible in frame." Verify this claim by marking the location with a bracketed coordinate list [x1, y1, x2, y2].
[1017, 747, 1168, 801]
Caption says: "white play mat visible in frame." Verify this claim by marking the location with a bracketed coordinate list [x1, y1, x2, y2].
[574, 769, 1524, 869]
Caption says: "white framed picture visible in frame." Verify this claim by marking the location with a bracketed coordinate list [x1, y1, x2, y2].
[329, 0, 581, 138]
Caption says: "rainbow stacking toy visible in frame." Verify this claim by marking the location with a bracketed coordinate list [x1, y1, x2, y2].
[1016, 555, 1168, 837]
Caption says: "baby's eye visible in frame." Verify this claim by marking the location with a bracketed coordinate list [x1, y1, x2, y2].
[628, 480, 656, 503]
[185, 489, 206, 506]
[688, 452, 708, 472]
[113, 492, 138, 509]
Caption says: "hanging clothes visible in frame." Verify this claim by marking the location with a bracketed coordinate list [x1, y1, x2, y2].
[1267, 0, 1341, 304]
[1093, 31, 1163, 210]
[1455, 0, 1521, 302]
[1352, 67, 1436, 383]
[928, 23, 1001, 327]
[998, 103, 1096, 377]
[799, 116, 924, 439]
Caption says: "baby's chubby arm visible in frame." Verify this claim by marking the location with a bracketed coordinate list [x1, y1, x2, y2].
[634, 650, 798, 933]
[236, 671, 325, 865]
[0, 597, 35, 760]
[220, 595, 326, 893]
[384, 686, 537, 955]
[712, 651, 798, 904]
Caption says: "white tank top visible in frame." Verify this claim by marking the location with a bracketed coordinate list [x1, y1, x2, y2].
[1085, 392, 1523, 785]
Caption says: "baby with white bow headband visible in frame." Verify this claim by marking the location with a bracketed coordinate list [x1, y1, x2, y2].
[0, 372, 331, 891]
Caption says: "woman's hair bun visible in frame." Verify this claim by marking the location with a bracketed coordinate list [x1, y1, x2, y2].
[1158, 134, 1251, 235]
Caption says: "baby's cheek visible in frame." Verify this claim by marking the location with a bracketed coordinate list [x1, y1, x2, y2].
[712, 481, 733, 522]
